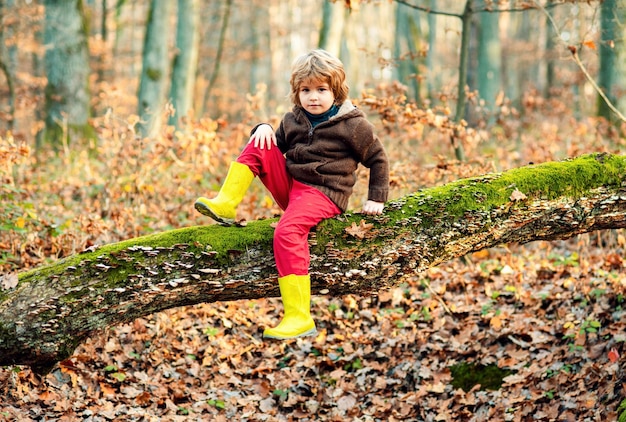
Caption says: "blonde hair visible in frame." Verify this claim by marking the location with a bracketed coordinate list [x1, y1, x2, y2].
[289, 49, 349, 107]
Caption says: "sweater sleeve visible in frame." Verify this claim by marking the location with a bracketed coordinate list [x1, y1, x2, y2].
[354, 121, 389, 203]
[274, 120, 288, 154]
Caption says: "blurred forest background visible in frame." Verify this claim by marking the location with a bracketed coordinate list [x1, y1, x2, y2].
[1, 0, 626, 420]
[2, 0, 626, 271]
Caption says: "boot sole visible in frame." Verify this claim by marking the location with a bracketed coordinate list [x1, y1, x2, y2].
[263, 327, 318, 340]
[194, 201, 235, 226]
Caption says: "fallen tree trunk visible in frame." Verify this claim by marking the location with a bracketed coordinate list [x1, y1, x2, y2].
[1, 153, 626, 373]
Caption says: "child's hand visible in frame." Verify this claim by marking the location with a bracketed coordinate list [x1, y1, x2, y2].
[249, 124, 277, 150]
[362, 200, 384, 215]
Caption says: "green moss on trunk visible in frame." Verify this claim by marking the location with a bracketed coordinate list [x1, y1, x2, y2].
[386, 152, 626, 223]
[17, 220, 277, 290]
[314, 153, 626, 255]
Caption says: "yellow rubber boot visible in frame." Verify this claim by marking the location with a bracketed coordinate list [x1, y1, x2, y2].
[194, 162, 254, 225]
[263, 274, 317, 340]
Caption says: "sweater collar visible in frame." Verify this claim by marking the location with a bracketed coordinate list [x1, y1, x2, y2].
[335, 100, 356, 117]
[296, 100, 357, 124]
[303, 104, 339, 127]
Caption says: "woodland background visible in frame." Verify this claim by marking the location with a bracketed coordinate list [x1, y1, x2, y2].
[1, 0, 626, 420]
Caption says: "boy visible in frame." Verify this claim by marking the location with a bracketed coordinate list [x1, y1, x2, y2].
[195, 49, 389, 339]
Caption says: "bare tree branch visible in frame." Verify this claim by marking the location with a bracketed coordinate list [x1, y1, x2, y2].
[533, 0, 626, 124]
[394, 0, 567, 16]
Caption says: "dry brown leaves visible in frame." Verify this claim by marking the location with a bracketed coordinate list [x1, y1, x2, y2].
[345, 220, 374, 240]
[2, 74, 626, 420]
[1, 238, 625, 420]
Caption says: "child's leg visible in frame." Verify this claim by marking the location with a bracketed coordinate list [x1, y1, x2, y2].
[236, 147, 341, 268]
[263, 181, 341, 339]
[195, 143, 291, 224]
[273, 180, 341, 276]
[194, 161, 254, 225]
[236, 143, 291, 211]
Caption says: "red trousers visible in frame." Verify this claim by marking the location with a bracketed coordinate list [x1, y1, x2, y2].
[237, 143, 341, 277]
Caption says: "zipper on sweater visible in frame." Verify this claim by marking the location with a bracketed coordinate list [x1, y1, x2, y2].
[308, 126, 314, 143]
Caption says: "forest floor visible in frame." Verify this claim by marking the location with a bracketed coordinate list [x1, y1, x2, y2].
[1, 87, 626, 421]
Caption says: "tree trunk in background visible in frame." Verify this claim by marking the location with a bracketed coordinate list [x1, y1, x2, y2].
[1, 0, 17, 74]
[100, 0, 108, 42]
[426, 2, 438, 100]
[597, 0, 618, 120]
[452, 0, 472, 162]
[502, 6, 518, 106]
[249, 3, 271, 117]
[525, 9, 542, 92]
[96, 0, 108, 82]
[318, 0, 345, 58]
[339, 9, 354, 93]
[32, 5, 46, 150]
[477, 3, 501, 124]
[617, 1, 626, 114]
[503, 5, 542, 106]
[168, 0, 199, 128]
[195, 2, 220, 117]
[112, 0, 132, 76]
[201, 0, 231, 118]
[136, 0, 173, 138]
[544, 8, 556, 98]
[572, 4, 583, 119]
[394, 1, 423, 102]
[84, 0, 109, 83]
[43, 0, 92, 146]
[0, 0, 16, 132]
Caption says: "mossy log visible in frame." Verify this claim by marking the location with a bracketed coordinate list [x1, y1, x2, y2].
[2, 153, 626, 373]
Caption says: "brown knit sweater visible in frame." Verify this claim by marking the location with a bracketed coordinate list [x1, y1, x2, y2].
[272, 100, 389, 212]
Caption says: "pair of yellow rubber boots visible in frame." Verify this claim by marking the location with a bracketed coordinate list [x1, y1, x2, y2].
[195, 162, 317, 339]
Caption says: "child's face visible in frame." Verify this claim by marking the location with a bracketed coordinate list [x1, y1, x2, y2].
[298, 78, 335, 115]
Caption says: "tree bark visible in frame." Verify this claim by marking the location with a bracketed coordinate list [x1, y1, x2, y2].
[318, 0, 345, 57]
[201, 0, 231, 117]
[136, 0, 173, 138]
[394, 1, 424, 102]
[43, 0, 92, 145]
[597, 0, 618, 120]
[2, 153, 626, 373]
[452, 0, 472, 161]
[168, 0, 200, 128]
[0, 0, 17, 132]
[476, 1, 502, 124]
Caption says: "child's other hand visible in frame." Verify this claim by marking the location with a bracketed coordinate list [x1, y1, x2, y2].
[249, 124, 277, 150]
[362, 200, 384, 215]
